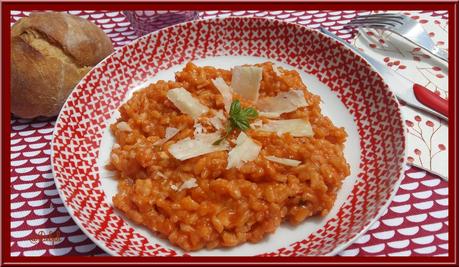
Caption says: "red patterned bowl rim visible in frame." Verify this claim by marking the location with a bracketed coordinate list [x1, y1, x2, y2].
[51, 16, 407, 256]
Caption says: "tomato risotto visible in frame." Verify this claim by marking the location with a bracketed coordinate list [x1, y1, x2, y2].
[108, 62, 350, 251]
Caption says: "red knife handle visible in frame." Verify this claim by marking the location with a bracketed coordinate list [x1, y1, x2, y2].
[413, 83, 448, 118]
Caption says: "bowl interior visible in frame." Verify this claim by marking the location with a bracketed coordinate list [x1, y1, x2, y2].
[98, 55, 361, 256]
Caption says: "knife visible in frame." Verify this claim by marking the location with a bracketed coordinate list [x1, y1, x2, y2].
[320, 27, 448, 181]
[319, 27, 448, 122]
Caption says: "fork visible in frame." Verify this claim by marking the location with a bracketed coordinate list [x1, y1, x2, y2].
[347, 13, 448, 62]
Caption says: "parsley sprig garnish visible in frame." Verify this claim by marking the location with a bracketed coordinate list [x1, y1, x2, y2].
[213, 100, 258, 145]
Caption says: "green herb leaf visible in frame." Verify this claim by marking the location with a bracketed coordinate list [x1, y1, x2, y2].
[231, 117, 250, 131]
[229, 100, 242, 117]
[240, 107, 258, 120]
[213, 100, 258, 145]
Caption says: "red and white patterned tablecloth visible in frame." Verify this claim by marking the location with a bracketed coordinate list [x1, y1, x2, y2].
[9, 10, 449, 257]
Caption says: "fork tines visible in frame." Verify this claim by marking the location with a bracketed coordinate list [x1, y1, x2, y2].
[347, 13, 405, 28]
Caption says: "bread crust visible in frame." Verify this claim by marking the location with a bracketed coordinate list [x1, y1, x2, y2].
[11, 12, 114, 118]
[11, 12, 113, 67]
[11, 36, 85, 118]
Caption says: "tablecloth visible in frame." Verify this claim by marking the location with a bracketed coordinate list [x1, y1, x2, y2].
[9, 10, 449, 257]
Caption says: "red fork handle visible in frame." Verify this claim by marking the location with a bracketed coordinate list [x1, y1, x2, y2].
[413, 83, 448, 118]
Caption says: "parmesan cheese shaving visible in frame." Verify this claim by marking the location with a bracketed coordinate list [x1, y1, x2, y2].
[156, 171, 168, 179]
[212, 77, 233, 112]
[166, 87, 209, 119]
[193, 122, 205, 135]
[226, 132, 261, 169]
[214, 110, 226, 120]
[116, 121, 132, 132]
[209, 115, 224, 130]
[153, 127, 181, 145]
[272, 64, 283, 76]
[250, 120, 263, 128]
[170, 184, 179, 191]
[257, 90, 308, 118]
[168, 133, 229, 161]
[231, 66, 262, 102]
[265, 156, 301, 167]
[207, 110, 226, 130]
[170, 178, 198, 192]
[179, 178, 198, 190]
[259, 119, 314, 137]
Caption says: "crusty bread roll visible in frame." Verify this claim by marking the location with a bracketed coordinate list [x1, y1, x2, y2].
[11, 12, 114, 118]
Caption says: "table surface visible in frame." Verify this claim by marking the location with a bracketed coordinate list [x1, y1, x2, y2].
[9, 10, 449, 257]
